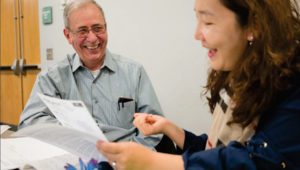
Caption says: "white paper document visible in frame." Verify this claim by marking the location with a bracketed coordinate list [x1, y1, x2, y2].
[0, 137, 70, 170]
[36, 93, 108, 141]
[1, 154, 17, 170]
[1, 125, 11, 134]
[21, 154, 81, 170]
[12, 93, 108, 162]
[12, 124, 108, 162]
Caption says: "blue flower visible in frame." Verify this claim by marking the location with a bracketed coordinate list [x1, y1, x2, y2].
[64, 158, 98, 170]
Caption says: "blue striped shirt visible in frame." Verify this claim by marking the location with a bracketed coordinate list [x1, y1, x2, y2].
[19, 49, 164, 150]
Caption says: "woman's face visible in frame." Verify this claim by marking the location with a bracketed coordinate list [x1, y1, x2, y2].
[194, 0, 252, 71]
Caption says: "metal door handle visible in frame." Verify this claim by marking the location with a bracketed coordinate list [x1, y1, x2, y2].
[19, 59, 41, 75]
[19, 59, 25, 75]
[13, 59, 20, 75]
[0, 66, 13, 70]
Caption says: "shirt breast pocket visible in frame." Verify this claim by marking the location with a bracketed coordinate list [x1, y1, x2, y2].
[115, 101, 136, 129]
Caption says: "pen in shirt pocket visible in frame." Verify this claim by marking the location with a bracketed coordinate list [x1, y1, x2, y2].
[118, 97, 133, 111]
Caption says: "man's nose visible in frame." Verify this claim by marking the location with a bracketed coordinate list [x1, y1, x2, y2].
[86, 30, 98, 42]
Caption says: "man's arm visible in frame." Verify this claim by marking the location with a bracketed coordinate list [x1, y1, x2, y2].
[19, 71, 61, 129]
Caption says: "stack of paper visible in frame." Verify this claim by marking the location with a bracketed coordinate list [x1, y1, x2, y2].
[1, 137, 80, 170]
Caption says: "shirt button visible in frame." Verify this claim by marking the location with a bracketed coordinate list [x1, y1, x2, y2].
[95, 100, 98, 103]
[95, 120, 98, 123]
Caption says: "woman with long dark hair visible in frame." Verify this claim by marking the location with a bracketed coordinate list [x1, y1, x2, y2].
[97, 0, 300, 169]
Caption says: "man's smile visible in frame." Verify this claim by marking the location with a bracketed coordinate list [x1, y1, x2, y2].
[85, 43, 100, 50]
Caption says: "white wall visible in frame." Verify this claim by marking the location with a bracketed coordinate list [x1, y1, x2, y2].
[39, 0, 212, 135]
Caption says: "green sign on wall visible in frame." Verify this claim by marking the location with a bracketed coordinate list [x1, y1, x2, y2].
[42, 6, 52, 24]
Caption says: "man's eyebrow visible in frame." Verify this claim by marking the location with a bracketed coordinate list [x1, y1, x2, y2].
[92, 24, 105, 27]
[77, 26, 88, 29]
[76, 24, 104, 30]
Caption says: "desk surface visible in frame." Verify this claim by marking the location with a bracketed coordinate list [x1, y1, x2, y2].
[1, 122, 18, 139]
[1, 130, 17, 139]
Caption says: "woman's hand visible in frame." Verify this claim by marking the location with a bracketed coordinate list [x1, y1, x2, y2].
[133, 113, 169, 136]
[97, 141, 156, 170]
[134, 113, 186, 149]
[97, 141, 185, 170]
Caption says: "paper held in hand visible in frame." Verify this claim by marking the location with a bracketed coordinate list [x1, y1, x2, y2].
[12, 93, 109, 162]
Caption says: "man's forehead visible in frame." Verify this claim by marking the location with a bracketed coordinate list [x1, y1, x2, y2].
[69, 5, 105, 29]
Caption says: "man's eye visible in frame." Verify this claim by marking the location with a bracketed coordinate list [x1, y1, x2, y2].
[205, 23, 213, 25]
[77, 29, 88, 35]
[93, 27, 104, 33]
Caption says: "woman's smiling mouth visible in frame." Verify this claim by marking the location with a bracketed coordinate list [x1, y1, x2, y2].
[208, 49, 217, 58]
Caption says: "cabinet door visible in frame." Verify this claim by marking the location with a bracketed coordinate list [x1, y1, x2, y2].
[20, 0, 41, 104]
[0, 0, 41, 125]
[0, 0, 23, 125]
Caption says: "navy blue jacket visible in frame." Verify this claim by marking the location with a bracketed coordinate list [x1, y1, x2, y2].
[181, 79, 300, 170]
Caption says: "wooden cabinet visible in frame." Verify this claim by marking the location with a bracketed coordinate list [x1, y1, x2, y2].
[1, 0, 41, 125]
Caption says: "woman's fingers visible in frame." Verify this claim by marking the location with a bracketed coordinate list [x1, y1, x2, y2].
[133, 113, 143, 118]
[133, 113, 148, 127]
[97, 141, 122, 154]
[146, 115, 157, 124]
[97, 141, 124, 168]
[133, 114, 166, 136]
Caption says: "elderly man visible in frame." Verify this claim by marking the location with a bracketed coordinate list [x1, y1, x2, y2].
[19, 0, 164, 151]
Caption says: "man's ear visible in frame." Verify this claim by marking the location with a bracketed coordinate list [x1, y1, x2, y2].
[63, 28, 72, 45]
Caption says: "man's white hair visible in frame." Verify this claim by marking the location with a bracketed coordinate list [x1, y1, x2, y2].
[63, 0, 106, 29]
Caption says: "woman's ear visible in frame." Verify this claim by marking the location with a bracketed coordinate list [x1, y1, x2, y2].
[246, 14, 259, 43]
[250, 14, 259, 38]
[247, 33, 254, 41]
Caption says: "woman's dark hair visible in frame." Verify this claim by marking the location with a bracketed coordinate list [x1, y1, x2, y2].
[202, 0, 300, 128]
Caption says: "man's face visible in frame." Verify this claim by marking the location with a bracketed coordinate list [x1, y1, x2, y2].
[64, 3, 108, 68]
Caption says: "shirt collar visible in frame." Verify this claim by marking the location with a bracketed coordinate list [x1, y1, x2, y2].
[72, 53, 83, 72]
[101, 49, 116, 72]
[72, 48, 116, 73]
